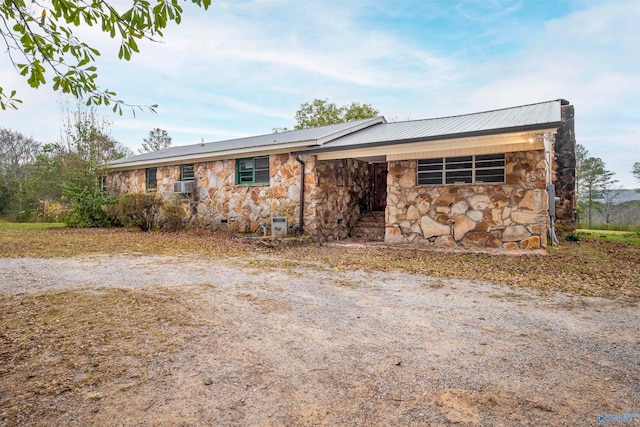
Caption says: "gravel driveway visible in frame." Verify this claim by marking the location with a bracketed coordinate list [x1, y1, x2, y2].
[1, 255, 638, 426]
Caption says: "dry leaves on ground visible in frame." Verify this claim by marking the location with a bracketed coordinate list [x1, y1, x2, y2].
[1, 227, 638, 299]
[275, 238, 640, 299]
[0, 288, 201, 425]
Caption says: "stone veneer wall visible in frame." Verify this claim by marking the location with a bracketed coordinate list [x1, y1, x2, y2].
[191, 154, 305, 232]
[106, 155, 368, 240]
[108, 154, 310, 234]
[553, 104, 577, 234]
[308, 158, 370, 242]
[108, 169, 145, 194]
[157, 166, 181, 193]
[385, 150, 549, 249]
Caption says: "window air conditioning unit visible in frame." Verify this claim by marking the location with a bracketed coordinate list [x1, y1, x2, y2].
[172, 181, 193, 194]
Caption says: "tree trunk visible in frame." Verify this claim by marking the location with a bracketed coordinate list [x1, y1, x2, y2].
[587, 183, 593, 229]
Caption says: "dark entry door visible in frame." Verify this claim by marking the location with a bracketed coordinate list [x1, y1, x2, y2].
[372, 163, 388, 211]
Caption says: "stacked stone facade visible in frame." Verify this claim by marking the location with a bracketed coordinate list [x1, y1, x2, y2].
[108, 155, 373, 241]
[554, 104, 577, 234]
[384, 150, 550, 249]
[309, 159, 370, 241]
[188, 154, 304, 233]
[108, 147, 566, 249]
[108, 154, 307, 234]
[108, 169, 145, 194]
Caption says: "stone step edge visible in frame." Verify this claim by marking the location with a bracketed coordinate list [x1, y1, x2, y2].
[352, 226, 385, 232]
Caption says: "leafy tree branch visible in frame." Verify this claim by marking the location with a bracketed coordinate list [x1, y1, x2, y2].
[293, 98, 379, 130]
[0, 0, 211, 113]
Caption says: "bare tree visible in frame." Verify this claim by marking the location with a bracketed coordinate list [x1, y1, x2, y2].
[597, 187, 623, 224]
[60, 104, 133, 171]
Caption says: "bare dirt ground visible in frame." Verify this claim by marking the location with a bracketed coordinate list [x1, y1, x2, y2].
[1, 254, 639, 426]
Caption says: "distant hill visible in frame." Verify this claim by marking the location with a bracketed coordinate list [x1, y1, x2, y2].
[606, 189, 640, 204]
[585, 189, 640, 227]
[591, 189, 640, 204]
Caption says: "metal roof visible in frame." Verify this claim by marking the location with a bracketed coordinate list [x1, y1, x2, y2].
[110, 116, 385, 167]
[110, 100, 566, 169]
[306, 99, 564, 152]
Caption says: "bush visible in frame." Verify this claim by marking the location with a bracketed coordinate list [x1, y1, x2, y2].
[112, 193, 163, 232]
[37, 200, 69, 223]
[62, 185, 114, 228]
[564, 233, 581, 242]
[160, 201, 185, 232]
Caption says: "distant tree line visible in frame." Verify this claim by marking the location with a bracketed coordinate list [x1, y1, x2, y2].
[2, 96, 377, 226]
[576, 143, 640, 229]
[0, 105, 135, 224]
[3, 98, 637, 231]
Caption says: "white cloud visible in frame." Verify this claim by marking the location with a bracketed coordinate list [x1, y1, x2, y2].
[129, 1, 457, 91]
[455, 0, 523, 21]
[1, 0, 638, 187]
[455, 1, 640, 187]
[113, 119, 250, 139]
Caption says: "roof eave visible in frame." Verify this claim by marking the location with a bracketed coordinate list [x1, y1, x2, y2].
[296, 122, 562, 155]
[107, 140, 320, 171]
[108, 117, 387, 171]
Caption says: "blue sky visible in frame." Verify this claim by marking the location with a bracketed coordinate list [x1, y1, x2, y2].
[1, 0, 639, 187]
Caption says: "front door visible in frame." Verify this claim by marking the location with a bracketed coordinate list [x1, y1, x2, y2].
[372, 163, 388, 211]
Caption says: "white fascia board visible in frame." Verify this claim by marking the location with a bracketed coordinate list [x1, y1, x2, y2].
[316, 117, 387, 145]
[108, 140, 317, 171]
[315, 129, 557, 161]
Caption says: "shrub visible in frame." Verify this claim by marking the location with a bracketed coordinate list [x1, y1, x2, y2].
[37, 200, 69, 223]
[564, 233, 581, 242]
[161, 201, 185, 232]
[113, 193, 163, 232]
[62, 185, 114, 228]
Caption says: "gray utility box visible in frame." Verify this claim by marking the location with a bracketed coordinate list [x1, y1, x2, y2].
[272, 217, 287, 238]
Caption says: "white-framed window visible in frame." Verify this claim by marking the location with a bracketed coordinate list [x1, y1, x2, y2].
[417, 153, 505, 185]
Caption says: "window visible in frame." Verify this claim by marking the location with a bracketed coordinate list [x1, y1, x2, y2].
[181, 164, 194, 181]
[99, 174, 107, 194]
[236, 156, 270, 185]
[417, 153, 505, 185]
[417, 158, 443, 185]
[474, 153, 506, 183]
[146, 167, 157, 191]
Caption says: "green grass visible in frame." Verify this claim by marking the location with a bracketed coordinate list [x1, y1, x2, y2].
[577, 228, 640, 245]
[0, 221, 66, 231]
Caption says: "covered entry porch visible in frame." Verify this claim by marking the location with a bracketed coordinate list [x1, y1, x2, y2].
[311, 154, 389, 242]
[307, 126, 557, 245]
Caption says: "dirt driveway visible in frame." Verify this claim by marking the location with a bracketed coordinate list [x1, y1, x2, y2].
[1, 255, 638, 426]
